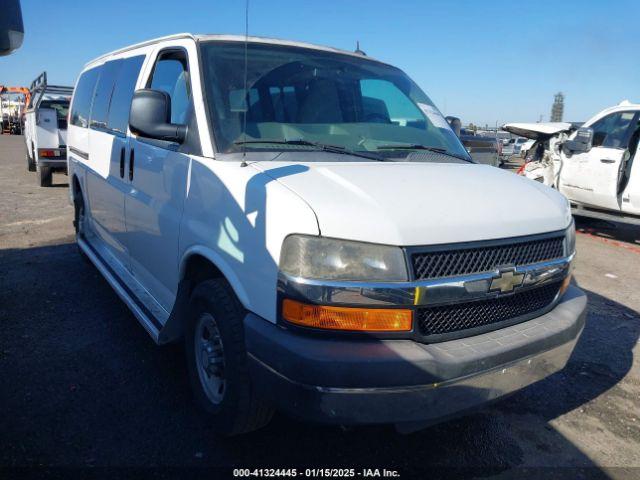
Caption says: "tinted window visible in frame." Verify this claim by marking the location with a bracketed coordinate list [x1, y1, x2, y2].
[107, 55, 145, 135]
[70, 67, 99, 128]
[360, 79, 423, 126]
[591, 112, 637, 148]
[90, 60, 122, 130]
[149, 55, 190, 124]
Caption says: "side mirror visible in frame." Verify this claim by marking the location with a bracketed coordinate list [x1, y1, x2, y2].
[445, 116, 461, 137]
[563, 127, 593, 154]
[0, 0, 24, 56]
[129, 89, 187, 143]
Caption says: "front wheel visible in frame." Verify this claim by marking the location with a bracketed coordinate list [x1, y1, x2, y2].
[185, 279, 274, 436]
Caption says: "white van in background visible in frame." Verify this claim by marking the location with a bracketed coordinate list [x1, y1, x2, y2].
[23, 72, 73, 186]
[505, 101, 640, 226]
[67, 33, 585, 435]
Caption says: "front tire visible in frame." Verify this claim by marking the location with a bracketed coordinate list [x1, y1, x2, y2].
[185, 279, 274, 436]
[37, 164, 52, 187]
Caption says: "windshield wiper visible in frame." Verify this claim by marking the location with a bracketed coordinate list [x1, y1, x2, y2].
[234, 139, 386, 161]
[376, 143, 473, 163]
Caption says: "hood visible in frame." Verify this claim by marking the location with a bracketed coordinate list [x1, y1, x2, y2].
[252, 156, 571, 246]
[502, 122, 573, 140]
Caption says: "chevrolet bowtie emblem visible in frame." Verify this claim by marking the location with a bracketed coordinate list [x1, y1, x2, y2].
[489, 269, 524, 293]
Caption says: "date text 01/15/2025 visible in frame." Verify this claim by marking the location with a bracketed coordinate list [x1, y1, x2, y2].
[232, 468, 401, 478]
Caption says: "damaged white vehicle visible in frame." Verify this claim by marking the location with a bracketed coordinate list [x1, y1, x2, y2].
[505, 101, 640, 226]
[503, 122, 576, 187]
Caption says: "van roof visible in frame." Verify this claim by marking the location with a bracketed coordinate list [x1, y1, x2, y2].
[85, 33, 387, 69]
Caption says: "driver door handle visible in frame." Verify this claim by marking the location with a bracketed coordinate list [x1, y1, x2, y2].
[600, 159, 616, 164]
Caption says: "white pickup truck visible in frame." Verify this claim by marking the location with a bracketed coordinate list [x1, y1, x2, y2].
[505, 101, 640, 226]
[23, 72, 73, 186]
[67, 33, 586, 435]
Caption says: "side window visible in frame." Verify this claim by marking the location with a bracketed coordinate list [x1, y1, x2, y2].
[70, 67, 99, 128]
[90, 60, 122, 130]
[149, 51, 191, 124]
[591, 112, 636, 148]
[107, 55, 145, 135]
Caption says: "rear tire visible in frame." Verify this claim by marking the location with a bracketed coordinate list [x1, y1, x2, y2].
[73, 187, 91, 263]
[26, 146, 36, 172]
[185, 279, 274, 436]
[37, 164, 52, 187]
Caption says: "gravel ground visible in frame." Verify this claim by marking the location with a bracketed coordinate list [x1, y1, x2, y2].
[1, 135, 639, 479]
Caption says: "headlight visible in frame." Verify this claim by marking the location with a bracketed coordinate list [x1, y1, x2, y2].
[279, 235, 408, 282]
[565, 220, 576, 256]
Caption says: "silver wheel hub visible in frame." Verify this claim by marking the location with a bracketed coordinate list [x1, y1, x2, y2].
[195, 313, 226, 404]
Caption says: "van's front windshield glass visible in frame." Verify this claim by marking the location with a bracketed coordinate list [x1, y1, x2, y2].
[200, 41, 469, 161]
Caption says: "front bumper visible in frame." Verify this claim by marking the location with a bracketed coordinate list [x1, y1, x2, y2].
[245, 285, 586, 427]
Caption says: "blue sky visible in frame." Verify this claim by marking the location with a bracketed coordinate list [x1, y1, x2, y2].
[3, 0, 638, 126]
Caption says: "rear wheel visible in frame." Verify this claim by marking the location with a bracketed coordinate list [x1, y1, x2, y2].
[73, 186, 91, 263]
[25, 145, 36, 172]
[37, 164, 52, 187]
[185, 279, 274, 436]
[73, 190, 86, 240]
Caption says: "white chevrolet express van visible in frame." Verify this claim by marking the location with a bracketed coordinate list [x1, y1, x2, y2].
[67, 34, 586, 435]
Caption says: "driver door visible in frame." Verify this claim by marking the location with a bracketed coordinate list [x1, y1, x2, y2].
[560, 111, 638, 210]
[124, 46, 193, 312]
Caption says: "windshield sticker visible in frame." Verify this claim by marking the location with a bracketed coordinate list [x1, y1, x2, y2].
[418, 103, 450, 129]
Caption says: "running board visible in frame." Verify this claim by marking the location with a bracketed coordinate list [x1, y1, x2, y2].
[572, 204, 640, 226]
[78, 237, 162, 343]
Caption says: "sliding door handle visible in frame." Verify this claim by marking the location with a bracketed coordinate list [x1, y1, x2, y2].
[119, 147, 125, 178]
[129, 148, 135, 181]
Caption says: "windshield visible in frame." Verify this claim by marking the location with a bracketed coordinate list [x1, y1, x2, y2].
[200, 41, 469, 160]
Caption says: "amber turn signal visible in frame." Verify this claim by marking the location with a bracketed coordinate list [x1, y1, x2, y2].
[282, 299, 412, 332]
[559, 273, 572, 296]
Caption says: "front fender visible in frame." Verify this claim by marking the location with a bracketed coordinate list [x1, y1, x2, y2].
[176, 157, 319, 325]
[179, 245, 252, 310]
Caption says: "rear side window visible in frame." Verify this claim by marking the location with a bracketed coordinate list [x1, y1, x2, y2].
[90, 60, 122, 130]
[70, 67, 99, 128]
[107, 55, 145, 135]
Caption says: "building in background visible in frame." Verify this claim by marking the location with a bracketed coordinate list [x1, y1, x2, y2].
[550, 92, 565, 122]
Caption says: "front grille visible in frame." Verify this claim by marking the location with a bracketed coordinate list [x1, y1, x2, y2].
[416, 281, 562, 338]
[412, 236, 564, 280]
